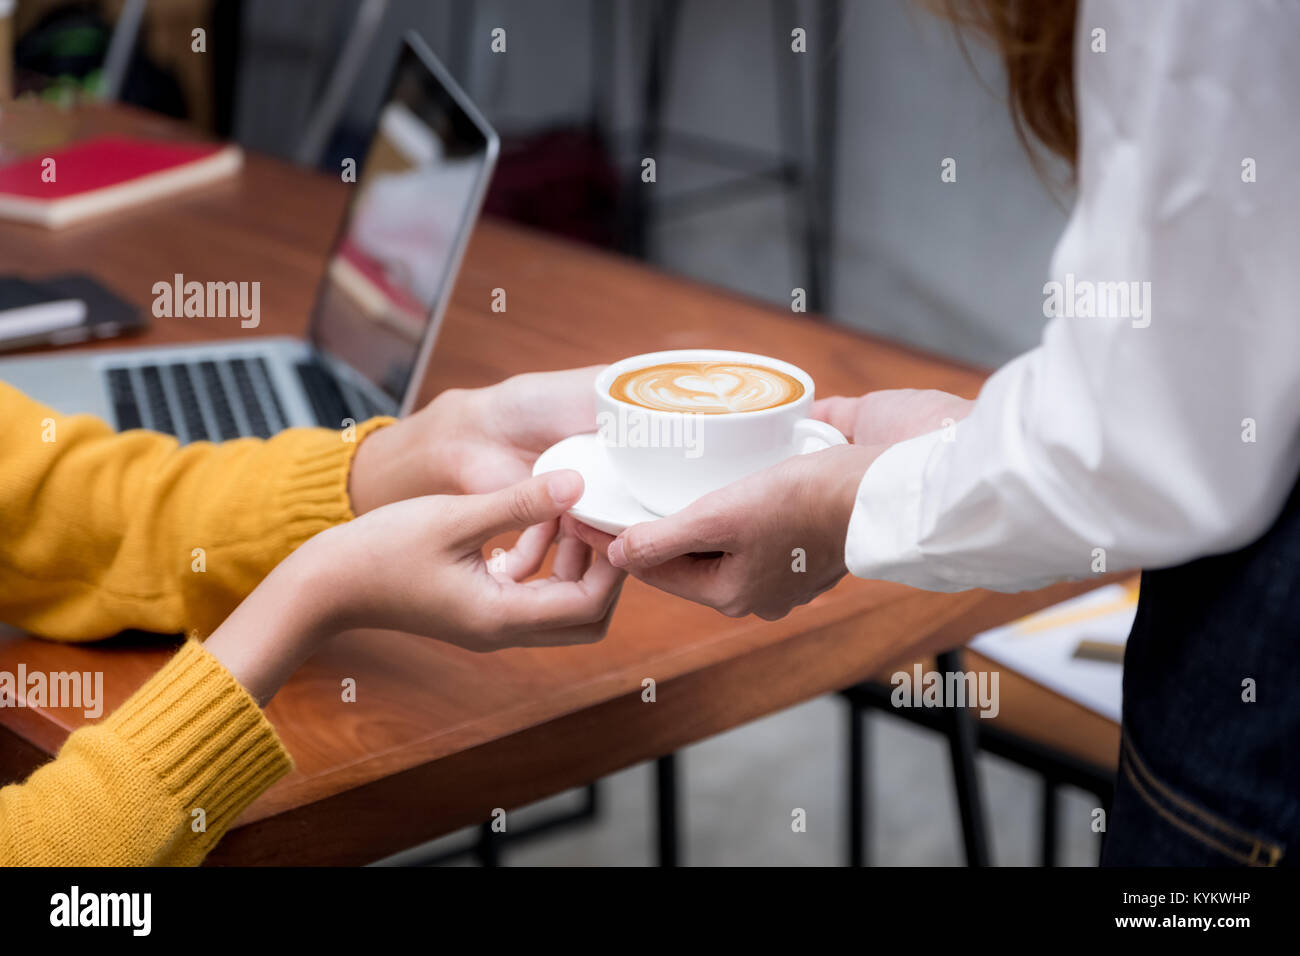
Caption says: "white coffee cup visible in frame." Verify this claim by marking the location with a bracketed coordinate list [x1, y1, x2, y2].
[594, 349, 847, 516]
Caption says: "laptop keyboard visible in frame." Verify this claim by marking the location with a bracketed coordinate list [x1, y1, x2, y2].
[229, 357, 270, 437]
[103, 356, 378, 442]
[197, 360, 240, 439]
[295, 359, 351, 431]
[105, 367, 143, 431]
[296, 360, 388, 426]
[168, 362, 210, 441]
[138, 364, 177, 437]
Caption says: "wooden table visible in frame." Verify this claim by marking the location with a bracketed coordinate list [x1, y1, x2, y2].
[0, 105, 1119, 864]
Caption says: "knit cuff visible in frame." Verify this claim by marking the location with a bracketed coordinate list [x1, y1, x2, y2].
[102, 639, 292, 852]
[271, 416, 396, 554]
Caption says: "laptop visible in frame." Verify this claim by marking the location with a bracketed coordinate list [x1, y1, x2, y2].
[0, 32, 498, 440]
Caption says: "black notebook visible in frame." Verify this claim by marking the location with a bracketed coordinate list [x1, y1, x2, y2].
[0, 273, 147, 352]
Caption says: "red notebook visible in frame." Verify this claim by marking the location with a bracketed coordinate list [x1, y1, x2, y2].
[0, 136, 243, 228]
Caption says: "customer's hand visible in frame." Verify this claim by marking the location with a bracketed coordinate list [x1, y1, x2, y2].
[324, 469, 623, 648]
[573, 444, 881, 620]
[348, 367, 603, 514]
[813, 388, 974, 447]
[205, 469, 625, 703]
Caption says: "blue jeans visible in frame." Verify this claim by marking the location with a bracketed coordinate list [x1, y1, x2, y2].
[1102, 479, 1300, 866]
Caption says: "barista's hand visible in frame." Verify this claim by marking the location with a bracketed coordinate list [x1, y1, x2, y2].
[812, 388, 974, 446]
[573, 444, 882, 620]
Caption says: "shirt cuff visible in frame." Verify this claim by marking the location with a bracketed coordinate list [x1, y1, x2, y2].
[844, 428, 965, 591]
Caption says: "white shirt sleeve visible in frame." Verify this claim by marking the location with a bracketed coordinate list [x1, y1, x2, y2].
[845, 0, 1300, 592]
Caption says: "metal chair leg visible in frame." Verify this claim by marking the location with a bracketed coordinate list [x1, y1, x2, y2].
[937, 650, 991, 866]
[475, 821, 501, 866]
[770, 0, 808, 302]
[847, 700, 869, 866]
[847, 702, 868, 868]
[1040, 778, 1059, 867]
[655, 752, 681, 866]
[624, 0, 683, 257]
[807, 0, 842, 314]
[1097, 789, 1112, 864]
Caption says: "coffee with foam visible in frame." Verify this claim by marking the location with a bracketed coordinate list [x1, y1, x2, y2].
[592, 349, 847, 515]
[609, 361, 805, 414]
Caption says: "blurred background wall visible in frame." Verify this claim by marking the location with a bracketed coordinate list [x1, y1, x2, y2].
[231, 0, 1073, 367]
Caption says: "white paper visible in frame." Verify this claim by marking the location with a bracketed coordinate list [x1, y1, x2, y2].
[969, 582, 1137, 723]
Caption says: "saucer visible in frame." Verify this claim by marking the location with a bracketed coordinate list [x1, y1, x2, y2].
[532, 433, 657, 535]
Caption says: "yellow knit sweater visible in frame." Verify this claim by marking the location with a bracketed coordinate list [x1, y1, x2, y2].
[0, 380, 392, 865]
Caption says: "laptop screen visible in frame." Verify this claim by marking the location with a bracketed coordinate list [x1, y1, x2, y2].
[309, 36, 496, 410]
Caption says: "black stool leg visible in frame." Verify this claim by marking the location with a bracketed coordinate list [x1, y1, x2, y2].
[1098, 788, 1113, 864]
[847, 700, 868, 866]
[1040, 778, 1059, 867]
[937, 650, 991, 866]
[655, 752, 681, 866]
[475, 821, 501, 867]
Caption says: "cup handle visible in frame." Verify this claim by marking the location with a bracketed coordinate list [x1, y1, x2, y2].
[793, 417, 848, 453]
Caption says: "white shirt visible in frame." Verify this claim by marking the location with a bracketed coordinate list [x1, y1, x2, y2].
[845, 0, 1300, 592]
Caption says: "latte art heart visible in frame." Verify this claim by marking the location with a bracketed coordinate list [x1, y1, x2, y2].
[609, 361, 805, 413]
